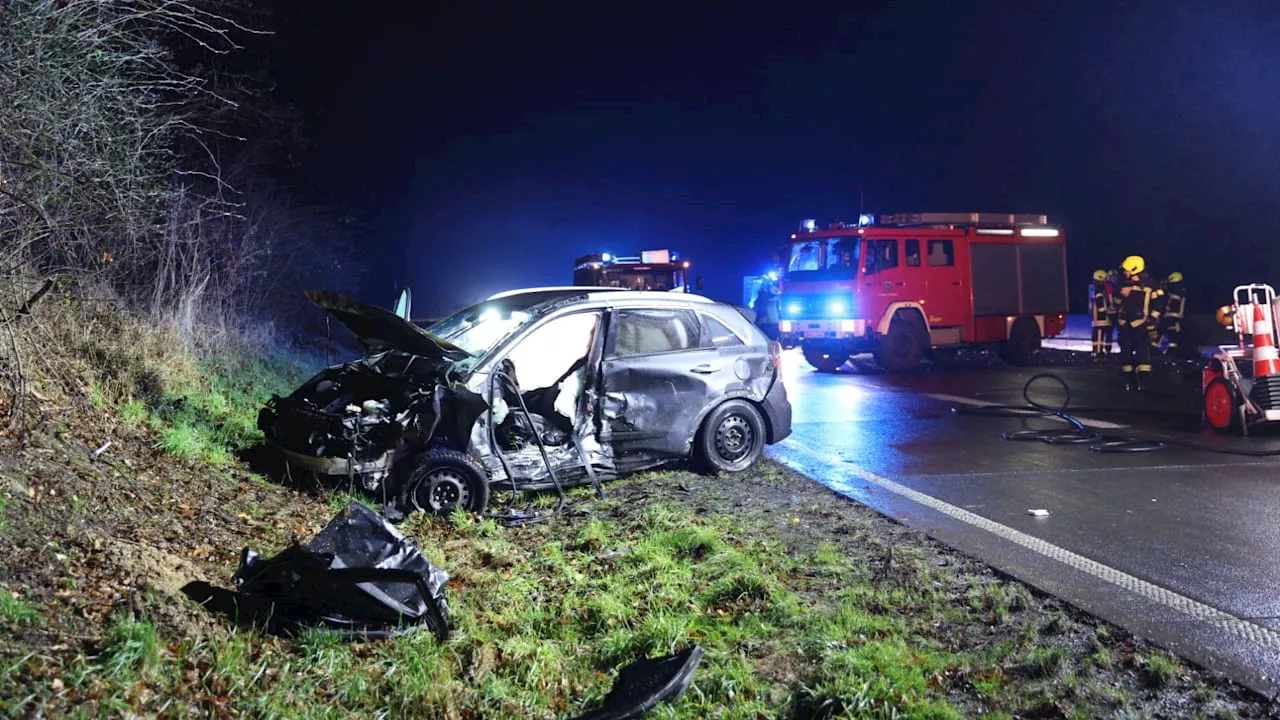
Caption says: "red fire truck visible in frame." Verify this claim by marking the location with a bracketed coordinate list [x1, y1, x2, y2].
[778, 212, 1069, 372]
[573, 249, 694, 292]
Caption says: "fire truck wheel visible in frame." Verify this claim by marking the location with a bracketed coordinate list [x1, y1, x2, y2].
[694, 399, 766, 473]
[874, 318, 926, 372]
[1203, 377, 1242, 434]
[1000, 317, 1042, 366]
[803, 346, 848, 373]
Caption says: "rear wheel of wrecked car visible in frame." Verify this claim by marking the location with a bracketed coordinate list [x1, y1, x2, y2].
[408, 449, 491, 515]
[695, 399, 766, 474]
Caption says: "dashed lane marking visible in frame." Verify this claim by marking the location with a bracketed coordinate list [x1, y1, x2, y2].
[776, 439, 1280, 654]
[925, 392, 1129, 430]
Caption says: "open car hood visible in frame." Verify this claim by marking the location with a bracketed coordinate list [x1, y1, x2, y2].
[306, 290, 470, 361]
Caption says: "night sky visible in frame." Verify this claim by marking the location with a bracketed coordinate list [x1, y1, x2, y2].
[267, 0, 1280, 315]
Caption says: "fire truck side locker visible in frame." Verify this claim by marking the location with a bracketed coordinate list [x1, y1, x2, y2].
[968, 236, 1070, 360]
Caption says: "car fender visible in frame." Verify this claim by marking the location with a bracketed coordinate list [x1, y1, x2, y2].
[678, 389, 765, 453]
[876, 302, 930, 336]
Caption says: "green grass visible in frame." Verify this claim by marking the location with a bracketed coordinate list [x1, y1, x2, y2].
[0, 588, 42, 626]
[137, 344, 322, 464]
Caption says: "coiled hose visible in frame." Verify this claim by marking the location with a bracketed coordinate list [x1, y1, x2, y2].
[951, 373, 1166, 453]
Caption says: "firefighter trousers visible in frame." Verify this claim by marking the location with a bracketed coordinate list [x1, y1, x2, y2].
[1161, 318, 1183, 354]
[1118, 323, 1152, 378]
[1091, 324, 1112, 356]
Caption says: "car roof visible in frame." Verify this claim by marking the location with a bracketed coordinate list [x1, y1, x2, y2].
[584, 290, 716, 305]
[486, 286, 626, 300]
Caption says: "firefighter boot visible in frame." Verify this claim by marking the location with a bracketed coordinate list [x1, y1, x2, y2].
[1136, 364, 1153, 392]
[1121, 364, 1136, 392]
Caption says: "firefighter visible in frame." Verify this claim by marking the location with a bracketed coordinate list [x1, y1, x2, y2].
[1115, 255, 1163, 391]
[1159, 271, 1187, 356]
[753, 272, 781, 341]
[1088, 269, 1112, 359]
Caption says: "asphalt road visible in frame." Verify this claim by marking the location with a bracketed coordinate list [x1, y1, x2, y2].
[767, 344, 1280, 698]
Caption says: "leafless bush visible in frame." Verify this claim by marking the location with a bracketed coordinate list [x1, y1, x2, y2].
[0, 0, 365, 427]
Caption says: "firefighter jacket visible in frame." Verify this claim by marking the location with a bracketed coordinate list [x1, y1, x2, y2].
[1088, 282, 1110, 326]
[1163, 282, 1186, 319]
[1116, 274, 1163, 327]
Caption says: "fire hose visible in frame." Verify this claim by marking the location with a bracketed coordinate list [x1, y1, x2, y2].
[950, 373, 1165, 453]
[952, 372, 1280, 457]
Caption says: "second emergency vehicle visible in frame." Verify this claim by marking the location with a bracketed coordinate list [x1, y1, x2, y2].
[779, 213, 1069, 371]
[573, 250, 693, 292]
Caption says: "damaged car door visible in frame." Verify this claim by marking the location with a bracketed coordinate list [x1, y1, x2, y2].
[599, 307, 720, 465]
[467, 309, 607, 488]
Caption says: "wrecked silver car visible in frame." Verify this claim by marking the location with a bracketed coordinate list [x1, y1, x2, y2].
[258, 288, 792, 515]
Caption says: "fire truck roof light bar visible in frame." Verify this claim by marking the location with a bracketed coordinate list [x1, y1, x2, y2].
[1019, 228, 1060, 237]
[976, 228, 1016, 235]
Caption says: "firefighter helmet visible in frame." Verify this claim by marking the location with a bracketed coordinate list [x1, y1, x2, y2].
[1093, 269, 1107, 282]
[1120, 255, 1145, 276]
[1168, 271, 1183, 283]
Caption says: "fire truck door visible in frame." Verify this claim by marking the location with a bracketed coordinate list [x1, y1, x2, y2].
[920, 239, 967, 327]
[863, 238, 921, 310]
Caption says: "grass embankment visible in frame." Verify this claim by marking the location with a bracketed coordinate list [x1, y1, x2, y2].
[0, 298, 1273, 719]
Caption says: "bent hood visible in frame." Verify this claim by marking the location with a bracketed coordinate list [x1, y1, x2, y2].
[306, 289, 470, 361]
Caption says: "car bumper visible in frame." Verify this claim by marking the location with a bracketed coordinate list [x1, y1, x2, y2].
[761, 377, 792, 444]
[267, 441, 392, 477]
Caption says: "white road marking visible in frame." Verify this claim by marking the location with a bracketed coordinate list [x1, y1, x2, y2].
[775, 439, 1280, 654]
[925, 392, 1129, 430]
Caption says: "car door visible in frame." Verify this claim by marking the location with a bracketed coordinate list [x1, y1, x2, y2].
[598, 306, 722, 460]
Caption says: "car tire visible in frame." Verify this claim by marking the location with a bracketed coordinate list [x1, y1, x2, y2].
[1203, 377, 1242, 435]
[874, 315, 926, 371]
[694, 399, 766, 474]
[1000, 317, 1041, 366]
[803, 346, 847, 373]
[407, 448, 491, 515]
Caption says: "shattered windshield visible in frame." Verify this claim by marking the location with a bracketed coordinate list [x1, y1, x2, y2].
[425, 294, 566, 358]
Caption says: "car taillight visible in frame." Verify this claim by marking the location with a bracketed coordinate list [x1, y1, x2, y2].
[770, 341, 782, 368]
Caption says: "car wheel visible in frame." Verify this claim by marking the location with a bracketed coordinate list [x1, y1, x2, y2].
[408, 448, 491, 515]
[1000, 317, 1041, 366]
[694, 399, 766, 473]
[874, 316, 926, 371]
[803, 346, 848, 373]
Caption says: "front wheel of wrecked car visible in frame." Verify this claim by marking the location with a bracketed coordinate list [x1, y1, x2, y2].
[408, 449, 491, 515]
[694, 399, 766, 474]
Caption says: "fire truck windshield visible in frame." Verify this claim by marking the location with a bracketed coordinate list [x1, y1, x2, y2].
[784, 236, 860, 279]
[601, 269, 681, 291]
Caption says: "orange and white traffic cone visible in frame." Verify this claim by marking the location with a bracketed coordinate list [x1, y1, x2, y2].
[1252, 304, 1280, 378]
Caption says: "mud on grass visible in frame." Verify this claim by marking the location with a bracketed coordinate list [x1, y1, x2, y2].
[3, 443, 1277, 719]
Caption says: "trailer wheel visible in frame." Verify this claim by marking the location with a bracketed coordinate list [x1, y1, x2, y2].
[1203, 377, 1242, 434]
[1000, 318, 1041, 366]
[875, 316, 926, 372]
[803, 346, 848, 373]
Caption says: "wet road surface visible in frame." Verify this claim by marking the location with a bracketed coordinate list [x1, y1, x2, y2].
[767, 347, 1280, 697]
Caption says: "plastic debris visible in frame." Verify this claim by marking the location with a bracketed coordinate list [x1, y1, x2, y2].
[571, 646, 704, 720]
[1027, 509, 1051, 517]
[184, 502, 450, 640]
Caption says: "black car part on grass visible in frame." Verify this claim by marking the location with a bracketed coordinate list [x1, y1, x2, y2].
[952, 372, 1280, 456]
[184, 502, 450, 640]
[571, 646, 704, 720]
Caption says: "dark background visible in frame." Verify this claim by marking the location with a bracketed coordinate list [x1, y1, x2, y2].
[264, 0, 1280, 316]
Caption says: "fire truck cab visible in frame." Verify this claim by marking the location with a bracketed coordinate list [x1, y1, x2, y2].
[779, 213, 1069, 372]
[573, 250, 693, 292]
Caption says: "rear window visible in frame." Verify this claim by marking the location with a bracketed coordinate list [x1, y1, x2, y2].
[700, 314, 743, 348]
[609, 309, 701, 357]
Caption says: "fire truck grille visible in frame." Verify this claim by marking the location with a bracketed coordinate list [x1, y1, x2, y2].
[781, 294, 853, 320]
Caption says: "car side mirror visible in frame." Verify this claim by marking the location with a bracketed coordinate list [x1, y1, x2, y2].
[695, 277, 705, 291]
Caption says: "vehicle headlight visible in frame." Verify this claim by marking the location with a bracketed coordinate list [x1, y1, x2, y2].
[1217, 305, 1234, 328]
[786, 302, 802, 316]
[780, 321, 793, 332]
[827, 299, 847, 315]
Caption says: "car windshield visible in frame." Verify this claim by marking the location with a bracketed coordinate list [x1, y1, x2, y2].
[425, 292, 577, 358]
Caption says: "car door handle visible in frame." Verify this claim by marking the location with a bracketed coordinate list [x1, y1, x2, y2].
[894, 282, 905, 286]
[690, 364, 721, 374]
[951, 281, 962, 286]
